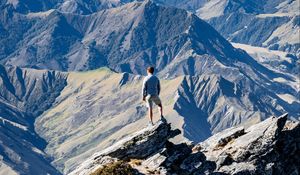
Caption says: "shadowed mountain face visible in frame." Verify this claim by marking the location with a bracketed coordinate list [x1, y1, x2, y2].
[0, 1, 290, 74]
[1, 0, 137, 14]
[2, 0, 298, 55]
[194, 0, 300, 55]
[1, 1, 298, 99]
[137, 0, 300, 55]
[0, 65, 67, 175]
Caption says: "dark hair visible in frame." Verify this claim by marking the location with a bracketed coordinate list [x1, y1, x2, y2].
[147, 67, 154, 74]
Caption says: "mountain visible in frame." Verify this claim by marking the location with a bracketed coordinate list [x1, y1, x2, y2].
[1, 1, 298, 99]
[0, 65, 67, 175]
[0, 0, 299, 174]
[1, 0, 137, 14]
[0, 64, 298, 174]
[70, 114, 300, 175]
[232, 42, 299, 76]
[195, 0, 300, 55]
[0, 0, 251, 74]
[2, 0, 298, 55]
[154, 0, 206, 11]
[1, 0, 60, 13]
[0, 1, 288, 74]
[149, 0, 299, 55]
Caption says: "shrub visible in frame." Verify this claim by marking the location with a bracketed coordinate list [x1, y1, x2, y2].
[90, 160, 137, 175]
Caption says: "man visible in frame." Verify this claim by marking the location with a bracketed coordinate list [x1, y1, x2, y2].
[142, 67, 165, 125]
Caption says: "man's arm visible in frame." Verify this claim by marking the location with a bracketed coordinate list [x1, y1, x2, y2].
[142, 79, 147, 101]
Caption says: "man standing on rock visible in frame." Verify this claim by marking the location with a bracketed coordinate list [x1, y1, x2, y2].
[142, 66, 165, 126]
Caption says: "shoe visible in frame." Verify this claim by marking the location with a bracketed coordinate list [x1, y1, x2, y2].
[160, 115, 167, 122]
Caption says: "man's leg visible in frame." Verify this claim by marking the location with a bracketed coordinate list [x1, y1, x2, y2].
[149, 107, 153, 124]
[158, 104, 163, 117]
[153, 96, 164, 120]
[146, 96, 154, 125]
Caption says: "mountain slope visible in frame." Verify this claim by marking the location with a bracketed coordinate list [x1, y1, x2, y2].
[140, 0, 299, 55]
[0, 65, 67, 174]
[1, 1, 298, 103]
[1, 0, 223, 72]
[0, 0, 292, 76]
[2, 0, 298, 55]
[232, 42, 299, 76]
[195, 0, 299, 54]
[1, 0, 137, 14]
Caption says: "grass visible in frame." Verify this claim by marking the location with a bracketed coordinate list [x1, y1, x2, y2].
[90, 160, 138, 175]
[130, 159, 142, 166]
[85, 67, 112, 73]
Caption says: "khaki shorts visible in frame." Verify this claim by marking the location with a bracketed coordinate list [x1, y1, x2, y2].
[146, 95, 162, 109]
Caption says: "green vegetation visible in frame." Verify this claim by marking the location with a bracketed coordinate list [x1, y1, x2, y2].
[90, 161, 137, 175]
[88, 67, 112, 73]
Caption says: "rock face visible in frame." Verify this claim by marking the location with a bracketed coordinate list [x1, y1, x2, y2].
[70, 113, 300, 175]
[69, 120, 181, 175]
[0, 65, 67, 175]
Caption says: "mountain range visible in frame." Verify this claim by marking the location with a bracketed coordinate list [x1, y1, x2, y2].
[0, 0, 299, 174]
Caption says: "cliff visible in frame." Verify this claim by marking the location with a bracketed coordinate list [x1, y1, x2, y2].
[69, 113, 299, 175]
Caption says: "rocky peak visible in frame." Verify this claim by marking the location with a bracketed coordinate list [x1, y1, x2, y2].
[69, 119, 181, 175]
[69, 113, 299, 175]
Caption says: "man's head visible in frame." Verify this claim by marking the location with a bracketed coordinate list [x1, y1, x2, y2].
[147, 66, 155, 75]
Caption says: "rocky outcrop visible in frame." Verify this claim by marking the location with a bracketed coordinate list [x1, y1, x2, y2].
[70, 113, 299, 175]
[69, 119, 181, 175]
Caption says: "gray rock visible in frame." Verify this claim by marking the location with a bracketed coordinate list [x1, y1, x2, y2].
[218, 162, 256, 175]
[142, 149, 167, 172]
[69, 120, 180, 175]
[70, 113, 299, 175]
[180, 152, 206, 173]
[98, 120, 176, 159]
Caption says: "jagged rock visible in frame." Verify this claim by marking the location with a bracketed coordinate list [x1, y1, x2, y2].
[218, 162, 256, 175]
[69, 120, 180, 175]
[70, 114, 299, 175]
[196, 114, 288, 163]
[215, 152, 233, 169]
[179, 152, 206, 173]
[197, 126, 245, 154]
[164, 142, 192, 168]
[141, 149, 167, 172]
[100, 121, 176, 160]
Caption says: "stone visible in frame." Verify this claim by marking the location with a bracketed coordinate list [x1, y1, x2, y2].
[70, 114, 300, 175]
[69, 120, 180, 175]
